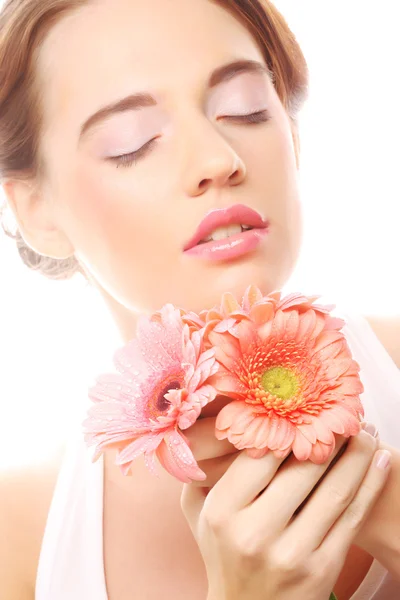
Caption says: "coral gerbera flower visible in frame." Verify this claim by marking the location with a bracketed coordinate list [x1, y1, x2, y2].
[202, 285, 336, 339]
[208, 289, 364, 464]
[83, 304, 218, 483]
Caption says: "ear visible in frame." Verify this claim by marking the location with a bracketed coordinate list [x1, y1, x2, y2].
[2, 178, 75, 259]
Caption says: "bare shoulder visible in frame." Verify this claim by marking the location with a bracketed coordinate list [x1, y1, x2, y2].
[0, 442, 66, 599]
[365, 314, 400, 369]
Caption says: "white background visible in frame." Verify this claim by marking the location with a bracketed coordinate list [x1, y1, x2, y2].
[0, 1, 399, 467]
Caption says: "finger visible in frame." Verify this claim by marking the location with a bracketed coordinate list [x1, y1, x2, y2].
[244, 434, 349, 530]
[190, 451, 241, 488]
[183, 417, 237, 461]
[181, 482, 208, 529]
[283, 429, 378, 553]
[208, 449, 287, 515]
[317, 448, 391, 558]
[292, 437, 350, 518]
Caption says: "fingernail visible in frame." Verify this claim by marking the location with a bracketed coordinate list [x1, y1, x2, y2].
[361, 422, 378, 438]
[374, 449, 392, 470]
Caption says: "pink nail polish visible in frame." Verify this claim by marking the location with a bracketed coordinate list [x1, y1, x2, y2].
[362, 422, 378, 438]
[374, 450, 391, 470]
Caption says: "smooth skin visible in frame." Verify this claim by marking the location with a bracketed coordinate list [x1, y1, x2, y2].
[1, 0, 398, 598]
[182, 421, 391, 599]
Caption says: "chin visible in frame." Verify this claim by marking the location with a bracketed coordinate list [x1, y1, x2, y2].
[210, 257, 289, 299]
[177, 262, 286, 315]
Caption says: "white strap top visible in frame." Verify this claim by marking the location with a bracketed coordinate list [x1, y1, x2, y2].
[35, 312, 400, 599]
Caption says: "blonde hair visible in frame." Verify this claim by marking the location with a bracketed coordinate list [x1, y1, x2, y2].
[0, 0, 308, 281]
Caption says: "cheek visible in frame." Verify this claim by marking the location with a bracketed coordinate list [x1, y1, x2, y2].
[275, 130, 301, 220]
[57, 159, 197, 313]
[246, 115, 297, 187]
[250, 123, 303, 265]
[68, 168, 160, 257]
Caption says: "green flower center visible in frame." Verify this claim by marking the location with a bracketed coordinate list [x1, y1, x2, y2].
[261, 366, 299, 401]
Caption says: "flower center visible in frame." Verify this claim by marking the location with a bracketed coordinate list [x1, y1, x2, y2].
[156, 380, 181, 412]
[261, 366, 298, 401]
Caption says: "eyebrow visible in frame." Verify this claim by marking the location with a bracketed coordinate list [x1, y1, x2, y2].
[79, 59, 271, 141]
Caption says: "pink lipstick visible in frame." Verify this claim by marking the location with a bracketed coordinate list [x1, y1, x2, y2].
[183, 204, 269, 262]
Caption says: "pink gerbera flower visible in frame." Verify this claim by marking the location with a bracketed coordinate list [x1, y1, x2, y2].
[207, 287, 364, 464]
[83, 304, 218, 483]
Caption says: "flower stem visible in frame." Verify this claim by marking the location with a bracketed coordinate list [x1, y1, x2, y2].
[330, 593, 338, 600]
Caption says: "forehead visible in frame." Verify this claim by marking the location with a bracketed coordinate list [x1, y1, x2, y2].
[37, 0, 265, 135]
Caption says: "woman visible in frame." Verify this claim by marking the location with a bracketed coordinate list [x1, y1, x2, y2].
[0, 0, 399, 598]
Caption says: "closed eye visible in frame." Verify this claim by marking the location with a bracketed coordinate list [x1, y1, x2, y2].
[222, 109, 271, 125]
[109, 110, 271, 169]
[109, 137, 158, 169]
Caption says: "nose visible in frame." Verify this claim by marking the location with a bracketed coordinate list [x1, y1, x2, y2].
[181, 117, 247, 197]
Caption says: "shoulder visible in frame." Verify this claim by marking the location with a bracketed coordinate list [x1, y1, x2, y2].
[0, 443, 66, 599]
[365, 314, 400, 369]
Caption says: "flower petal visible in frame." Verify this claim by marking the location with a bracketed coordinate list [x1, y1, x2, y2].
[296, 423, 317, 445]
[221, 292, 242, 316]
[333, 377, 364, 395]
[318, 409, 346, 435]
[328, 404, 361, 435]
[271, 418, 294, 449]
[250, 302, 276, 326]
[216, 400, 246, 431]
[265, 413, 281, 447]
[246, 447, 269, 459]
[308, 439, 335, 464]
[276, 292, 319, 312]
[272, 446, 292, 460]
[116, 432, 165, 466]
[193, 384, 218, 407]
[229, 405, 258, 434]
[156, 430, 206, 483]
[253, 416, 273, 449]
[236, 414, 266, 448]
[312, 329, 343, 353]
[243, 285, 264, 310]
[210, 371, 247, 398]
[284, 310, 300, 339]
[309, 415, 336, 445]
[324, 357, 355, 380]
[257, 319, 274, 341]
[214, 317, 238, 334]
[296, 309, 317, 342]
[84, 399, 150, 435]
[292, 428, 313, 461]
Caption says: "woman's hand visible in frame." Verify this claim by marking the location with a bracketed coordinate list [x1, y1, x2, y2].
[181, 419, 392, 600]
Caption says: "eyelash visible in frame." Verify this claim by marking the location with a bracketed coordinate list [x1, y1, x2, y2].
[111, 109, 271, 169]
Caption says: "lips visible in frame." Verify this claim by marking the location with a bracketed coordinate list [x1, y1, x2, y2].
[183, 204, 269, 252]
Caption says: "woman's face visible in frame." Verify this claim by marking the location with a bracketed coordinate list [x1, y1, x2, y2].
[35, 0, 303, 323]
